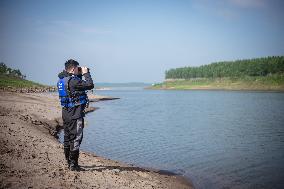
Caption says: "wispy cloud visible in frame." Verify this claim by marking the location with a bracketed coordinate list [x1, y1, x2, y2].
[192, 0, 267, 21]
[79, 27, 112, 35]
[34, 19, 112, 37]
[229, 0, 266, 9]
[52, 20, 112, 35]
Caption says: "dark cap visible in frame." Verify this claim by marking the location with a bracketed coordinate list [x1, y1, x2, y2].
[65, 59, 79, 71]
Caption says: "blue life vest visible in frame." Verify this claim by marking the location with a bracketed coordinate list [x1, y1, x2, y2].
[57, 76, 88, 108]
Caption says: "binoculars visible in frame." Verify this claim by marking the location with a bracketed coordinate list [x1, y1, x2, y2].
[77, 67, 90, 73]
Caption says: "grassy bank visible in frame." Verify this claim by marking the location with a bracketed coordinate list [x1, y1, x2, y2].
[0, 74, 45, 88]
[0, 74, 56, 93]
[149, 74, 284, 91]
[0, 62, 53, 91]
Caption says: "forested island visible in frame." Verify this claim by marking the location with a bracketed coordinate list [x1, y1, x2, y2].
[150, 56, 284, 91]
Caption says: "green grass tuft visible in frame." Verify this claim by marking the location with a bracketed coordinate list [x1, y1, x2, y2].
[0, 74, 45, 88]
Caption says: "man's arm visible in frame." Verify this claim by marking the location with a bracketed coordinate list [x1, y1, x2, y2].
[72, 72, 94, 91]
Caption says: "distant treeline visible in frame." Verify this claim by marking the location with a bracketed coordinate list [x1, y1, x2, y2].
[0, 62, 26, 79]
[165, 56, 284, 79]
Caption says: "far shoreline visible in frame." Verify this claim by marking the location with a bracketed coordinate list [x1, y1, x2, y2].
[146, 86, 284, 93]
[147, 74, 284, 92]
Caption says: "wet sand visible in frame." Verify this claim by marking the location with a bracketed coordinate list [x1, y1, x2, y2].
[0, 91, 194, 189]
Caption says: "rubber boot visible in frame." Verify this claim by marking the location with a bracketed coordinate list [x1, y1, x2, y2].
[64, 147, 70, 168]
[69, 150, 81, 171]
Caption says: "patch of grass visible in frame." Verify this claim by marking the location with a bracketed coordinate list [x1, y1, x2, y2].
[150, 74, 284, 91]
[0, 74, 45, 88]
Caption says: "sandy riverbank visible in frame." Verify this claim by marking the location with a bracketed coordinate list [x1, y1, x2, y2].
[0, 91, 193, 189]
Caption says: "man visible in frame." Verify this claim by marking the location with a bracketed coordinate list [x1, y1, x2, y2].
[57, 59, 94, 171]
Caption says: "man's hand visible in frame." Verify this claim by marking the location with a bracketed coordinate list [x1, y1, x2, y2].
[81, 67, 89, 74]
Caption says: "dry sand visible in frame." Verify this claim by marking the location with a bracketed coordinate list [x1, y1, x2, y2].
[0, 91, 194, 189]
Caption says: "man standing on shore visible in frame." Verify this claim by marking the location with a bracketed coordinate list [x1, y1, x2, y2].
[57, 59, 94, 171]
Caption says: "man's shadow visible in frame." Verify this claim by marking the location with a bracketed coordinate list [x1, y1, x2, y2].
[80, 164, 151, 173]
[79, 164, 179, 176]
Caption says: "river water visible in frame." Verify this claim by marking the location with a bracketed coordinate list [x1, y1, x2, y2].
[74, 88, 284, 189]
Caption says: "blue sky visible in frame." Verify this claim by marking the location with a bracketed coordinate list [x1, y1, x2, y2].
[1, 0, 284, 84]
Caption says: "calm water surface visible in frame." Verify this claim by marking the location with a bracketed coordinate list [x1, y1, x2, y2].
[77, 88, 284, 189]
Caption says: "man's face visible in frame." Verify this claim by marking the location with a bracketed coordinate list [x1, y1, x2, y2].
[69, 66, 77, 74]
[67, 65, 81, 75]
